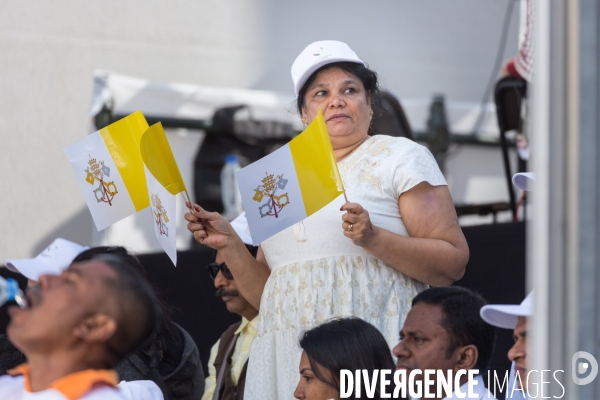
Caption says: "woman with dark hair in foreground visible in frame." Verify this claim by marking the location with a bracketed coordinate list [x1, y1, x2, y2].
[294, 318, 396, 400]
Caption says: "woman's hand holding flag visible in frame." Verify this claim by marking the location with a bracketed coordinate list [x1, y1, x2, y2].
[184, 203, 238, 250]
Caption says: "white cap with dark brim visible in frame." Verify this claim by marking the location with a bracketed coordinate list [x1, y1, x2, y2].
[512, 172, 535, 191]
[5, 238, 89, 281]
[291, 40, 366, 96]
[480, 291, 534, 330]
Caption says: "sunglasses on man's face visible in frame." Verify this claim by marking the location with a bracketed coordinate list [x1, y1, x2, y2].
[206, 262, 234, 280]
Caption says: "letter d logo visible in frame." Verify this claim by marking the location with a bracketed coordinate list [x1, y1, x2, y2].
[572, 351, 599, 385]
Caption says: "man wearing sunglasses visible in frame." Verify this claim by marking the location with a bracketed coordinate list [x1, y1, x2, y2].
[202, 245, 259, 400]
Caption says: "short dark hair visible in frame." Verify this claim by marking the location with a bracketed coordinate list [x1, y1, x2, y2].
[296, 61, 381, 117]
[73, 246, 171, 318]
[299, 317, 395, 399]
[73, 246, 145, 276]
[412, 287, 496, 373]
[88, 253, 159, 366]
[211, 245, 258, 263]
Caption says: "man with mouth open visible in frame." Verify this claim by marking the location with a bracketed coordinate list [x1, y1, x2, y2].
[202, 245, 259, 400]
[393, 287, 497, 400]
[0, 254, 161, 399]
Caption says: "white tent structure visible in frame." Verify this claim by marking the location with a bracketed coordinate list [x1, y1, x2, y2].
[89, 70, 514, 255]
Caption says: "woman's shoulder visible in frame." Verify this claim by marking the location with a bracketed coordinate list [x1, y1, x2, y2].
[340, 135, 435, 177]
[368, 135, 432, 160]
[370, 134, 421, 147]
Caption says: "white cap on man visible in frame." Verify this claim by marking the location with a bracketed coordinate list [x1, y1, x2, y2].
[5, 238, 89, 281]
[512, 172, 535, 191]
[480, 291, 534, 329]
[230, 212, 254, 246]
[291, 40, 366, 96]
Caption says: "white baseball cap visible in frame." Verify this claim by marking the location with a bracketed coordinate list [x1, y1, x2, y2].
[230, 212, 254, 246]
[5, 238, 89, 281]
[480, 291, 533, 330]
[291, 40, 366, 95]
[512, 172, 535, 191]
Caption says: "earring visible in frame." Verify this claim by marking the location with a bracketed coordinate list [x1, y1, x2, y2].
[301, 118, 307, 126]
[370, 110, 373, 121]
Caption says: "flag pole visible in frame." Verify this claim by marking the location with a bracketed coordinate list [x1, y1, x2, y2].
[179, 172, 195, 213]
[317, 107, 350, 204]
[182, 190, 195, 213]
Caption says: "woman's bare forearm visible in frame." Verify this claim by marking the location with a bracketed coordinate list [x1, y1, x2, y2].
[363, 227, 468, 286]
[219, 236, 271, 309]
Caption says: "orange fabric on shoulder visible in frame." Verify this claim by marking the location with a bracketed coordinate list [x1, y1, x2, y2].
[8, 364, 32, 391]
[8, 363, 118, 400]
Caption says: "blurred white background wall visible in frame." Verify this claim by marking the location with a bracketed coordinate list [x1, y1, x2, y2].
[0, 0, 519, 260]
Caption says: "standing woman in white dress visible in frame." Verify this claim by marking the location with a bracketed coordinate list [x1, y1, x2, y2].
[185, 40, 469, 400]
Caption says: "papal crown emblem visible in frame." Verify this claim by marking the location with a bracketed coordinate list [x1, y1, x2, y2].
[252, 171, 289, 218]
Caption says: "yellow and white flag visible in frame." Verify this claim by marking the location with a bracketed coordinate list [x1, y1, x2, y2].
[63, 111, 149, 231]
[236, 109, 344, 244]
[140, 123, 187, 266]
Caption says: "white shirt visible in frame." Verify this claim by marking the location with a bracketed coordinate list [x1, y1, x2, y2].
[118, 380, 164, 400]
[413, 375, 497, 400]
[0, 375, 163, 400]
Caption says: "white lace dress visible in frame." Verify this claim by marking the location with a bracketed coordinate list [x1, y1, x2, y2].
[243, 135, 447, 399]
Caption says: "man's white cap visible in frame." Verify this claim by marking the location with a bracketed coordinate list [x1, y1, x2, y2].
[230, 212, 254, 246]
[480, 291, 533, 329]
[291, 40, 366, 96]
[512, 172, 535, 191]
[5, 238, 89, 281]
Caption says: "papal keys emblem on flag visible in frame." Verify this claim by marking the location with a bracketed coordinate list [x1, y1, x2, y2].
[85, 156, 118, 205]
[64, 111, 150, 231]
[253, 172, 290, 218]
[236, 109, 345, 245]
[150, 193, 170, 237]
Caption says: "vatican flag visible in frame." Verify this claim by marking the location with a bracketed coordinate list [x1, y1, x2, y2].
[63, 111, 149, 231]
[236, 109, 344, 244]
[140, 123, 187, 266]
